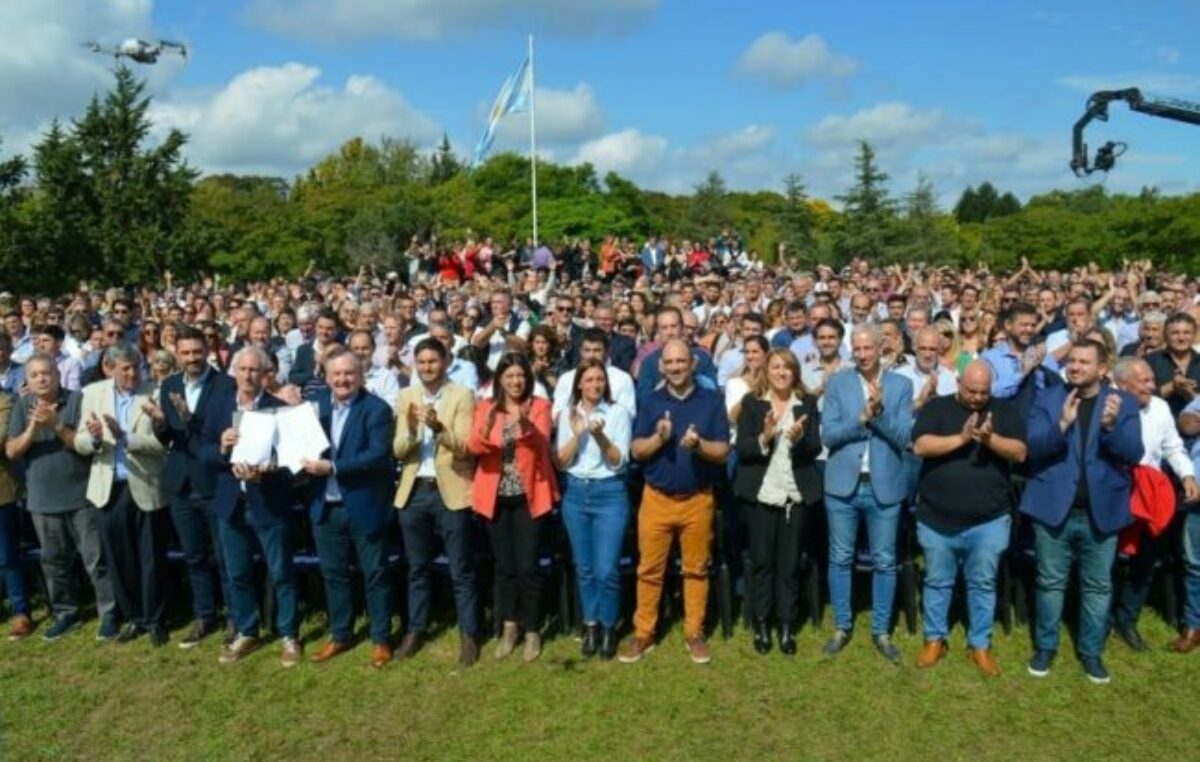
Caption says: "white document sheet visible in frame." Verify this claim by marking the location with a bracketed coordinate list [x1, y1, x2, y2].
[230, 410, 276, 467]
[274, 402, 330, 474]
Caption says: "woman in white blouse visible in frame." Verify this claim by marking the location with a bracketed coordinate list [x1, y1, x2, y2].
[732, 349, 823, 657]
[554, 359, 632, 661]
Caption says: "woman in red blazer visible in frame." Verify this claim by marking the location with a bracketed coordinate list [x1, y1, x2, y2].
[468, 352, 559, 662]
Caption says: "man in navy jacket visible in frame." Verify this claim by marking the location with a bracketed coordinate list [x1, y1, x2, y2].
[156, 327, 235, 648]
[301, 349, 396, 669]
[1020, 338, 1143, 684]
[202, 346, 301, 668]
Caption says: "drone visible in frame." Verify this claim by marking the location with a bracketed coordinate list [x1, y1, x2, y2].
[85, 38, 188, 65]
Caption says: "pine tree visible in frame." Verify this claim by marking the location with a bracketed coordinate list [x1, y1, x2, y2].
[779, 172, 815, 252]
[685, 170, 732, 240]
[430, 133, 462, 185]
[834, 141, 894, 261]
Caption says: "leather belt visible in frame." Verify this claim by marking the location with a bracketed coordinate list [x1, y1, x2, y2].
[414, 477, 438, 490]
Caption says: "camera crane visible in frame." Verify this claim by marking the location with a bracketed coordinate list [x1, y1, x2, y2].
[1070, 87, 1200, 176]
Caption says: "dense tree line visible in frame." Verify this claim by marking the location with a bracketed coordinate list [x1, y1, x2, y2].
[0, 71, 1197, 292]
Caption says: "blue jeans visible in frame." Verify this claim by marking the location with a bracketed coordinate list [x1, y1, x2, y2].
[398, 485, 478, 636]
[170, 494, 230, 623]
[561, 475, 629, 628]
[0, 503, 28, 616]
[218, 505, 298, 639]
[1032, 511, 1117, 658]
[313, 505, 391, 645]
[1183, 511, 1200, 630]
[826, 480, 900, 635]
[917, 515, 1010, 649]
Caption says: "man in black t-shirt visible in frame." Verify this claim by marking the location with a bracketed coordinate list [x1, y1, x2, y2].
[911, 361, 1028, 676]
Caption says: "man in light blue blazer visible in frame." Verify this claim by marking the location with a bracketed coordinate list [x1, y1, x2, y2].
[1020, 338, 1143, 685]
[821, 324, 914, 663]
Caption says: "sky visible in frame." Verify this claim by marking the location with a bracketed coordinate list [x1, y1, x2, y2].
[2, 0, 1199, 206]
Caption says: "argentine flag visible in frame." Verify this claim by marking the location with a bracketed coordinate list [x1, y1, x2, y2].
[472, 56, 532, 168]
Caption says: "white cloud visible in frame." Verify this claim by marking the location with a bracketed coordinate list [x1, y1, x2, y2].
[700, 125, 777, 159]
[151, 64, 439, 177]
[0, 0, 181, 151]
[571, 128, 668, 177]
[494, 84, 605, 147]
[245, 0, 658, 42]
[735, 32, 858, 89]
[805, 101, 952, 150]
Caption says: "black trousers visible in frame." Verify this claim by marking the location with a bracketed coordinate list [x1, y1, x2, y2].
[486, 494, 545, 632]
[745, 499, 806, 624]
[97, 481, 171, 629]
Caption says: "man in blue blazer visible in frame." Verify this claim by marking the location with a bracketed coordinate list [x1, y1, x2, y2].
[821, 324, 914, 663]
[1020, 338, 1143, 684]
[201, 345, 302, 668]
[301, 349, 396, 669]
[155, 327, 235, 648]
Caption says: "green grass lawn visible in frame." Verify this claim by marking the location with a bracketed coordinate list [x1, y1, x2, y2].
[1, 608, 1196, 761]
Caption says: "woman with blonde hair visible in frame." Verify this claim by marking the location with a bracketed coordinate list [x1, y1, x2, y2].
[733, 348, 822, 656]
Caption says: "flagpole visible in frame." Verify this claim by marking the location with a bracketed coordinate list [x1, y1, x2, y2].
[528, 33, 539, 247]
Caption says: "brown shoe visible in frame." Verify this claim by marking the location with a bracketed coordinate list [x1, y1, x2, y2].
[459, 635, 479, 667]
[8, 614, 32, 641]
[1170, 628, 1200, 654]
[310, 639, 351, 663]
[370, 643, 393, 669]
[916, 639, 948, 668]
[395, 632, 423, 660]
[219, 634, 260, 664]
[685, 635, 711, 664]
[968, 647, 1002, 677]
[281, 637, 303, 668]
[618, 636, 655, 663]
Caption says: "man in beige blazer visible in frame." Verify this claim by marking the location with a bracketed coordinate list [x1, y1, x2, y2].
[392, 337, 479, 665]
[75, 343, 170, 646]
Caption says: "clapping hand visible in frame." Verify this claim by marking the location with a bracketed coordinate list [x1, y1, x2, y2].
[1060, 388, 1080, 431]
[168, 391, 190, 423]
[300, 458, 333, 477]
[973, 412, 994, 444]
[960, 412, 980, 444]
[762, 407, 779, 441]
[786, 414, 808, 443]
[421, 403, 444, 434]
[1100, 393, 1122, 430]
[655, 410, 672, 442]
[141, 398, 166, 427]
[103, 414, 122, 441]
[680, 423, 700, 450]
[86, 412, 105, 440]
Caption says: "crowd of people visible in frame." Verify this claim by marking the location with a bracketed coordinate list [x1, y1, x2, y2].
[0, 234, 1199, 685]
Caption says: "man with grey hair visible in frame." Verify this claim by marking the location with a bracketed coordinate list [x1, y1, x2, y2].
[286, 304, 318, 351]
[1111, 356, 1200, 651]
[821, 323, 914, 663]
[203, 345, 302, 667]
[6, 353, 116, 641]
[1119, 311, 1167, 359]
[75, 342, 169, 645]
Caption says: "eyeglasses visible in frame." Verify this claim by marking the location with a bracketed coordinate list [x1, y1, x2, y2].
[555, 306, 574, 313]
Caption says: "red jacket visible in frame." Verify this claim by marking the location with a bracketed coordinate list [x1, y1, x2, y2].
[1119, 465, 1177, 555]
[467, 398, 559, 520]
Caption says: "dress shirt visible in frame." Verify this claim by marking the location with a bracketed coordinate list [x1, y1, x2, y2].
[982, 343, 1033, 399]
[1101, 310, 1141, 354]
[415, 382, 446, 479]
[184, 369, 210, 412]
[447, 358, 479, 394]
[1140, 395, 1195, 478]
[0, 362, 24, 394]
[325, 398, 351, 502]
[892, 360, 957, 403]
[757, 405, 803, 507]
[554, 400, 631, 479]
[113, 386, 134, 482]
[10, 333, 32, 364]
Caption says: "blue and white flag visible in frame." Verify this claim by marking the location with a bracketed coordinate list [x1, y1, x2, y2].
[472, 56, 532, 168]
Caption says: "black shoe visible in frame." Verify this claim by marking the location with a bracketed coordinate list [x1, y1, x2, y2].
[581, 623, 600, 658]
[599, 627, 618, 660]
[872, 633, 902, 664]
[823, 629, 851, 657]
[779, 624, 797, 656]
[1116, 625, 1148, 653]
[149, 626, 169, 648]
[116, 623, 145, 644]
[753, 619, 772, 655]
[178, 619, 218, 650]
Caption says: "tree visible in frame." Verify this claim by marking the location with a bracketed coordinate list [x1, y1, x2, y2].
[0, 138, 29, 291]
[28, 68, 196, 286]
[834, 141, 894, 261]
[954, 181, 1022, 223]
[429, 133, 462, 185]
[895, 173, 958, 264]
[685, 170, 732, 240]
[778, 173, 815, 256]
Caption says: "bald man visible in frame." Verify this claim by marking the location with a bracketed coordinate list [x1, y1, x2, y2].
[1111, 357, 1199, 652]
[911, 361, 1027, 676]
[622, 339, 729, 665]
